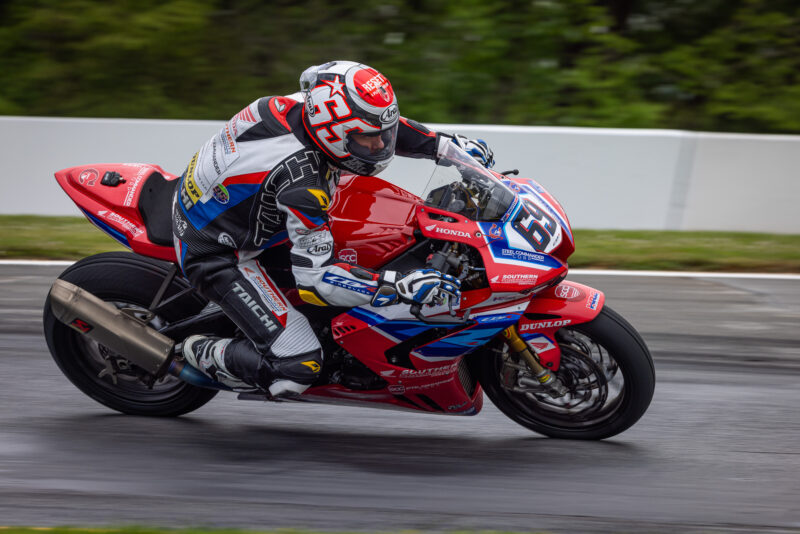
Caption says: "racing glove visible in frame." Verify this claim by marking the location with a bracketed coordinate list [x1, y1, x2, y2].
[451, 134, 495, 169]
[371, 269, 461, 307]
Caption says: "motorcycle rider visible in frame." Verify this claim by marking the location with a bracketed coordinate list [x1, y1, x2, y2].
[175, 60, 495, 397]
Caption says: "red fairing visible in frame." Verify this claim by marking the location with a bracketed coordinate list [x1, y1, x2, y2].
[516, 281, 606, 371]
[327, 173, 422, 269]
[321, 311, 484, 415]
[54, 164, 178, 262]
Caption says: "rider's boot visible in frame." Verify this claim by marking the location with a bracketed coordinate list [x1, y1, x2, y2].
[181, 336, 256, 391]
[182, 335, 322, 397]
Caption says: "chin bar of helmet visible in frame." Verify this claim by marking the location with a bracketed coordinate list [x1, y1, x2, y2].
[48, 279, 230, 390]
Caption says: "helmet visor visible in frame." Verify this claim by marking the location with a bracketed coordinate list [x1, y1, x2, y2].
[345, 123, 398, 166]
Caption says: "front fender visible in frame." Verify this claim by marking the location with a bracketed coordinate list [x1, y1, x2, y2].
[515, 280, 605, 371]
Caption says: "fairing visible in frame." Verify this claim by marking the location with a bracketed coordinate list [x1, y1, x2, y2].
[55, 163, 179, 262]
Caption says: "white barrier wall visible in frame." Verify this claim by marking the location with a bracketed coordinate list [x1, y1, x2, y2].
[2, 116, 799, 233]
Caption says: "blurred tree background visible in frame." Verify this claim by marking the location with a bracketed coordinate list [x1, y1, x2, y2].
[1, 0, 798, 133]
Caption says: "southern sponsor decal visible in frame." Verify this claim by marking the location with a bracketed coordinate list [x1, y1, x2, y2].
[218, 122, 238, 156]
[97, 210, 143, 236]
[555, 284, 583, 301]
[78, 168, 99, 186]
[322, 273, 376, 295]
[232, 281, 279, 332]
[212, 184, 230, 204]
[218, 232, 236, 248]
[388, 384, 406, 395]
[70, 318, 93, 333]
[490, 273, 539, 284]
[586, 291, 600, 310]
[241, 267, 288, 316]
[307, 242, 332, 256]
[424, 224, 470, 238]
[499, 248, 545, 263]
[338, 248, 357, 263]
[380, 104, 398, 123]
[519, 319, 572, 332]
[524, 334, 557, 353]
[380, 363, 458, 378]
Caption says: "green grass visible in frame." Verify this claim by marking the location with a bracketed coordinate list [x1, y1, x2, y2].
[1, 215, 799, 272]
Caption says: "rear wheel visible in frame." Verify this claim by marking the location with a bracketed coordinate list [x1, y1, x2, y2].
[43, 252, 218, 416]
[474, 306, 655, 439]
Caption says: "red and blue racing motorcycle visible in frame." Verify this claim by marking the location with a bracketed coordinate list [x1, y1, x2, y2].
[44, 142, 655, 440]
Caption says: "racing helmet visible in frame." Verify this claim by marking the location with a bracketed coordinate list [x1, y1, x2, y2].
[300, 61, 399, 176]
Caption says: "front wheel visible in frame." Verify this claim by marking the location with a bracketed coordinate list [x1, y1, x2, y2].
[474, 306, 655, 440]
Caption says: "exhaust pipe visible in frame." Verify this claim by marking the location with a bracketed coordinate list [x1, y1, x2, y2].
[49, 279, 175, 376]
[49, 279, 233, 390]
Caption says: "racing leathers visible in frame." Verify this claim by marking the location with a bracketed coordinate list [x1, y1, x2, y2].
[173, 94, 448, 395]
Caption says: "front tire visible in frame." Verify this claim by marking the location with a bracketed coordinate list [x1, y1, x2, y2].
[43, 252, 219, 417]
[474, 306, 655, 440]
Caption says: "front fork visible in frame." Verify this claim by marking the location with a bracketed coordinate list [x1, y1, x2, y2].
[502, 325, 568, 397]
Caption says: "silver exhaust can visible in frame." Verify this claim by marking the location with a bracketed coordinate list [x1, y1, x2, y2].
[49, 279, 175, 377]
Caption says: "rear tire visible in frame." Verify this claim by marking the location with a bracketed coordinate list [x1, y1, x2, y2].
[43, 252, 219, 417]
[474, 306, 655, 440]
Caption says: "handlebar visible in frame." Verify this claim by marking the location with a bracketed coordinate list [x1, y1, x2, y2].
[409, 242, 473, 325]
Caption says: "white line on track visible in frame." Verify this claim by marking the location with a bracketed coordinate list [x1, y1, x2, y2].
[1, 260, 798, 280]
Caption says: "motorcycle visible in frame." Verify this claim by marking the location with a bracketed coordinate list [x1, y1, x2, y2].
[43, 142, 655, 440]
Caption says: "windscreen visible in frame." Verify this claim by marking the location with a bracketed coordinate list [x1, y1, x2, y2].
[420, 142, 516, 222]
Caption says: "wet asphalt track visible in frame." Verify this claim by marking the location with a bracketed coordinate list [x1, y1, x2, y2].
[1, 264, 799, 533]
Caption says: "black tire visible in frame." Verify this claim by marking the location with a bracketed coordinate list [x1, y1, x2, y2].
[43, 252, 219, 417]
[474, 306, 655, 440]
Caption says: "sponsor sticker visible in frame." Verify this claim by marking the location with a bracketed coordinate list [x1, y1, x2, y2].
[380, 363, 458, 378]
[499, 248, 545, 263]
[524, 334, 557, 353]
[424, 224, 470, 238]
[307, 242, 332, 256]
[476, 314, 517, 324]
[322, 273, 376, 295]
[213, 184, 230, 204]
[338, 248, 358, 263]
[183, 153, 202, 204]
[296, 232, 329, 248]
[218, 232, 236, 248]
[488, 224, 503, 240]
[232, 281, 279, 332]
[555, 284, 583, 301]
[490, 273, 539, 284]
[388, 384, 406, 395]
[97, 210, 143, 237]
[70, 318, 93, 333]
[586, 291, 600, 310]
[241, 267, 287, 316]
[307, 188, 330, 211]
[380, 104, 398, 123]
[78, 169, 99, 186]
[519, 319, 572, 332]
[123, 168, 149, 207]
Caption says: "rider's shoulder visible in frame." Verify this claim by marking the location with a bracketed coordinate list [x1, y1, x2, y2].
[251, 95, 302, 135]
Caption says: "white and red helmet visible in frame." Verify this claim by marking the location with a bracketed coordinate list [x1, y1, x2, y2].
[300, 61, 399, 176]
